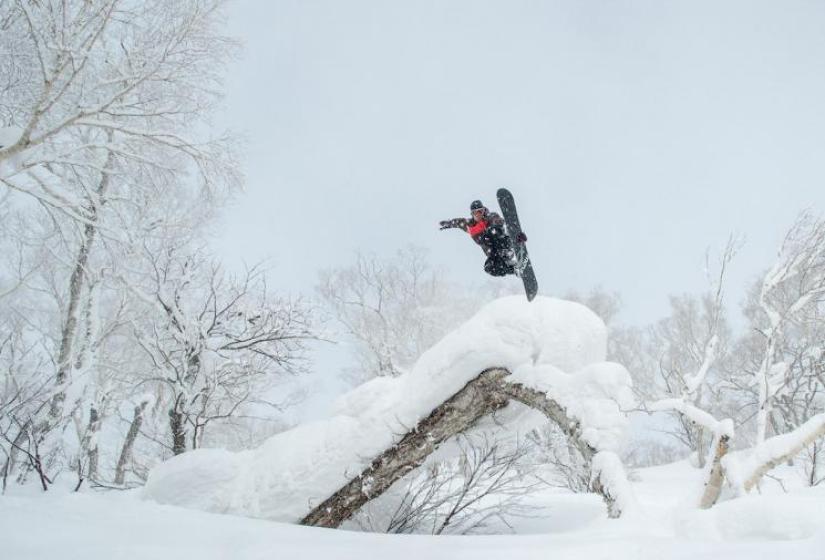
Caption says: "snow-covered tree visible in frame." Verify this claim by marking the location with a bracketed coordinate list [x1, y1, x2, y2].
[127, 246, 317, 455]
[734, 214, 825, 444]
[318, 247, 478, 383]
[0, 0, 246, 487]
[636, 239, 737, 468]
[0, 0, 239, 215]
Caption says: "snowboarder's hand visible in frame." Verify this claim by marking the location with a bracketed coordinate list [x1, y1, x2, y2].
[516, 232, 527, 243]
[439, 220, 451, 230]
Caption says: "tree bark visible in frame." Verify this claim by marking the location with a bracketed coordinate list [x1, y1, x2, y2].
[169, 401, 187, 456]
[115, 399, 150, 485]
[301, 367, 630, 528]
[699, 433, 730, 509]
[300, 369, 510, 528]
[80, 405, 101, 480]
[46, 150, 113, 426]
[695, 426, 707, 469]
[744, 415, 825, 492]
[495, 380, 596, 464]
[48, 229, 95, 423]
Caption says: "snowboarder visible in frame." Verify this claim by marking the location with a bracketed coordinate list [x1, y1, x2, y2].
[439, 200, 527, 277]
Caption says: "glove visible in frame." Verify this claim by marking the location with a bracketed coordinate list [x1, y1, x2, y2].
[516, 232, 527, 243]
[439, 220, 452, 230]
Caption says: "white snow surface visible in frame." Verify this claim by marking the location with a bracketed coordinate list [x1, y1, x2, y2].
[4, 461, 825, 560]
[143, 296, 632, 521]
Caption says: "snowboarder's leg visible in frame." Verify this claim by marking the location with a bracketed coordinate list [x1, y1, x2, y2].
[484, 255, 515, 277]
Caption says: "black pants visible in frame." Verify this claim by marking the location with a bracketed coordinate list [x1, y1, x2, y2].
[484, 255, 515, 277]
[480, 225, 515, 277]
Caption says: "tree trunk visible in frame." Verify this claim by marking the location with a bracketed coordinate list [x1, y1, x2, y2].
[699, 433, 730, 509]
[495, 380, 596, 464]
[695, 426, 707, 468]
[80, 405, 101, 481]
[48, 230, 94, 423]
[169, 403, 187, 456]
[1, 448, 9, 493]
[810, 441, 818, 487]
[300, 369, 510, 528]
[744, 415, 825, 492]
[755, 338, 776, 445]
[115, 400, 150, 485]
[46, 151, 113, 427]
[301, 367, 631, 527]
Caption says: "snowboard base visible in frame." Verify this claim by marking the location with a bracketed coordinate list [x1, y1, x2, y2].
[497, 188, 538, 301]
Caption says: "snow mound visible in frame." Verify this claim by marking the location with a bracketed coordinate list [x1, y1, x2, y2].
[143, 296, 633, 522]
[508, 361, 635, 452]
[675, 487, 825, 541]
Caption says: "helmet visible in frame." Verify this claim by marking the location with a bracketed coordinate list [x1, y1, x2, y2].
[470, 200, 486, 212]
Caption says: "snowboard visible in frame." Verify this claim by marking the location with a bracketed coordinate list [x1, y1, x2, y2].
[497, 188, 538, 301]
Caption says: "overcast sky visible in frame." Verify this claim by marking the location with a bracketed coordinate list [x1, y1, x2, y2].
[213, 0, 825, 327]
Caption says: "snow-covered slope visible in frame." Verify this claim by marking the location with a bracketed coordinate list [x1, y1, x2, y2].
[143, 296, 633, 521]
[5, 461, 825, 560]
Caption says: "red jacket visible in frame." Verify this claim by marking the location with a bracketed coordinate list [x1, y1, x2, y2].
[441, 211, 505, 245]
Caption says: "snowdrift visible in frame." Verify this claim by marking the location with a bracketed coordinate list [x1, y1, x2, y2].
[142, 296, 634, 522]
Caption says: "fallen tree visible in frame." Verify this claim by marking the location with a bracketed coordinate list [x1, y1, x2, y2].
[649, 402, 825, 509]
[301, 367, 632, 528]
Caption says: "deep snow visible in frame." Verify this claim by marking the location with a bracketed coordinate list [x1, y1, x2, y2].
[3, 461, 825, 560]
[4, 296, 825, 558]
[143, 296, 634, 521]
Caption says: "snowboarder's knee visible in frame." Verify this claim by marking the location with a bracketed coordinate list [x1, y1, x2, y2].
[484, 258, 513, 277]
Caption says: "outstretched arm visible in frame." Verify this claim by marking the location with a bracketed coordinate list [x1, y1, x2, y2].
[439, 218, 468, 231]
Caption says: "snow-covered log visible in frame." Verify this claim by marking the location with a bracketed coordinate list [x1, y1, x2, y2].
[497, 379, 633, 517]
[301, 369, 510, 527]
[144, 297, 635, 524]
[303, 365, 635, 527]
[724, 413, 825, 493]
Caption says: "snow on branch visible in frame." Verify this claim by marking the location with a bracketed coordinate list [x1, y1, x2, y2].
[723, 412, 825, 493]
[590, 451, 635, 518]
[683, 334, 719, 395]
[647, 398, 736, 509]
[754, 212, 825, 443]
[1, 0, 240, 219]
[648, 398, 733, 438]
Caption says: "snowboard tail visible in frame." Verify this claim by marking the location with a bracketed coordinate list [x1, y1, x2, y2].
[497, 188, 538, 301]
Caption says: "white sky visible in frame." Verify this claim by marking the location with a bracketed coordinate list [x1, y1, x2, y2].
[213, 0, 825, 326]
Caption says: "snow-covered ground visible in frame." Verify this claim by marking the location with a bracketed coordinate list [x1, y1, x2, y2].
[3, 461, 825, 560]
[5, 296, 824, 559]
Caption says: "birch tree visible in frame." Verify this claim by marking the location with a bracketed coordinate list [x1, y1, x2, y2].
[1, 0, 240, 484]
[646, 240, 736, 467]
[128, 246, 317, 455]
[746, 214, 825, 444]
[0, 0, 238, 213]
